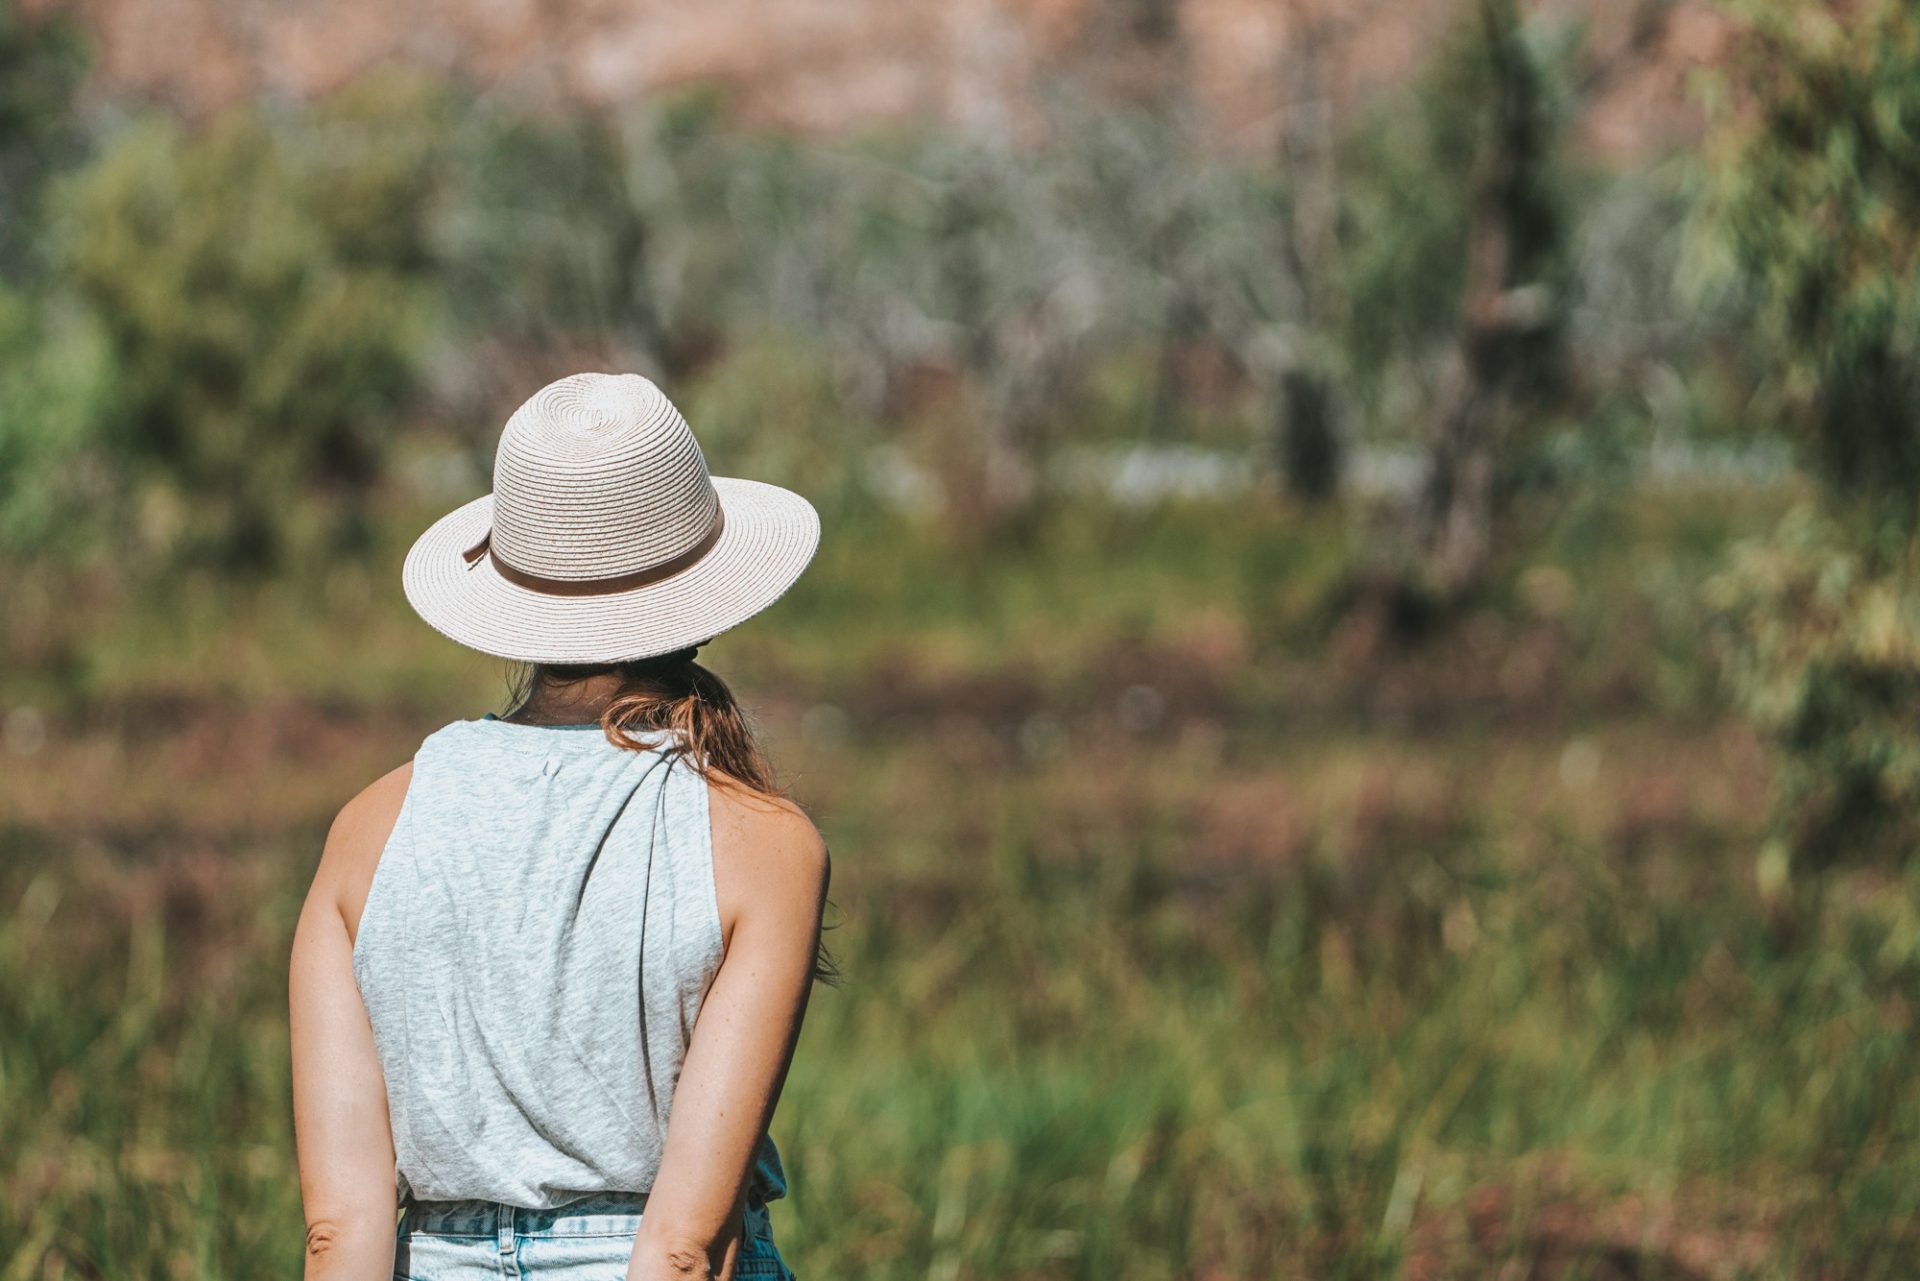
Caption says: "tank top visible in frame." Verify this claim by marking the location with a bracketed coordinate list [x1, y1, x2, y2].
[351, 715, 786, 1210]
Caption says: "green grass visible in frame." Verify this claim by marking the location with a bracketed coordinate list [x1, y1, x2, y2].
[3, 490, 1917, 1278]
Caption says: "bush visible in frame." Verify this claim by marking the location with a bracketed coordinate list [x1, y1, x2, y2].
[56, 78, 446, 568]
[676, 334, 879, 519]
[1700, 0, 1920, 545]
[1698, 0, 1920, 871]
[0, 2, 105, 561]
[0, 285, 113, 555]
[0, 0, 87, 279]
[1706, 505, 1920, 873]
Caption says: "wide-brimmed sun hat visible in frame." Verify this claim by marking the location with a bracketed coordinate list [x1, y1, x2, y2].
[402, 372, 820, 664]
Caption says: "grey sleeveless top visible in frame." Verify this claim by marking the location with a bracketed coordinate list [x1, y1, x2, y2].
[352, 715, 785, 1209]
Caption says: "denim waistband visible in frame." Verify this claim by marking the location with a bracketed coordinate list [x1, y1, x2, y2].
[402, 1190, 650, 1239]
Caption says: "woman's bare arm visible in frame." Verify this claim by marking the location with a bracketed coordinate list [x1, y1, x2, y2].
[290, 764, 410, 1280]
[628, 781, 829, 1281]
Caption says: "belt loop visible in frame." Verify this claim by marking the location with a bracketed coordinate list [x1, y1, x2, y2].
[496, 1202, 514, 1255]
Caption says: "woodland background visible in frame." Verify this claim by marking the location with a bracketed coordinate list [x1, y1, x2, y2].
[5, 0, 1920, 1276]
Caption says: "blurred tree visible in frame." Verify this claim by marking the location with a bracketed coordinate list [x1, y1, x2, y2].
[1701, 0, 1920, 873]
[1267, 2, 1363, 505]
[0, 0, 107, 562]
[1333, 0, 1577, 601]
[447, 92, 1110, 540]
[0, 0, 87, 279]
[1705, 0, 1920, 551]
[57, 78, 445, 569]
[1277, 365, 1341, 502]
[441, 102, 689, 399]
[679, 334, 876, 516]
[923, 143, 1081, 537]
[782, 120, 1106, 541]
[0, 283, 114, 557]
[1415, 0, 1572, 597]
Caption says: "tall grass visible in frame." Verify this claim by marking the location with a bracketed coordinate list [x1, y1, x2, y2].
[4, 493, 1916, 1278]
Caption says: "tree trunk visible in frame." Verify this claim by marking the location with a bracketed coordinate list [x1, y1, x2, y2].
[1417, 0, 1559, 597]
[1278, 365, 1342, 504]
[1271, 5, 1350, 503]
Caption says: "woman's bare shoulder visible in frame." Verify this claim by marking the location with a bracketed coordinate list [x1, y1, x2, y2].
[705, 771, 830, 936]
[310, 761, 414, 929]
[328, 761, 414, 854]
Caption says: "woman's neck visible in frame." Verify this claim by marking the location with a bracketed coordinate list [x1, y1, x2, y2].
[505, 673, 626, 726]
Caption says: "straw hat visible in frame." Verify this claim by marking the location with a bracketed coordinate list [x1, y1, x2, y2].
[402, 373, 820, 664]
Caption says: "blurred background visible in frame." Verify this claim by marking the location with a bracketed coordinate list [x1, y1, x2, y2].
[3, 0, 1918, 1275]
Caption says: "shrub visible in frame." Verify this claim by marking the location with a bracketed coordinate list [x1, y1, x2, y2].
[0, 0, 87, 279]
[1705, 506, 1920, 873]
[1698, 0, 1920, 870]
[0, 1, 105, 560]
[1700, 0, 1920, 547]
[0, 286, 113, 555]
[677, 333, 879, 518]
[56, 78, 446, 568]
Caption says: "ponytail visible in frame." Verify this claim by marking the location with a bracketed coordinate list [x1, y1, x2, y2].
[512, 646, 781, 794]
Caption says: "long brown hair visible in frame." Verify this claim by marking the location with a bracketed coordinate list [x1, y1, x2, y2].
[505, 647, 837, 983]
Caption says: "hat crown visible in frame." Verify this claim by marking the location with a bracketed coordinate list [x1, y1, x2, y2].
[490, 373, 719, 581]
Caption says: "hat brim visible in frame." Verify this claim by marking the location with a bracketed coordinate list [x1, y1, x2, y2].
[402, 476, 820, 664]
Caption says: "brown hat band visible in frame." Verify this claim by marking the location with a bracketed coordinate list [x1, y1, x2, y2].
[461, 504, 727, 597]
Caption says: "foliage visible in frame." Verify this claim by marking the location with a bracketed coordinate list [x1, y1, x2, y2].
[0, 287, 114, 555]
[1333, 0, 1584, 598]
[437, 89, 742, 395]
[0, 31, 1675, 570]
[0, 0, 87, 279]
[441, 91, 1285, 536]
[676, 334, 880, 518]
[55, 78, 446, 568]
[1701, 0, 1920, 546]
[1697, 0, 1920, 871]
[0, 1, 108, 557]
[1706, 505, 1920, 872]
[1338, 1, 1576, 410]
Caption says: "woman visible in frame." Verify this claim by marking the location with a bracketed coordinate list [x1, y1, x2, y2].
[289, 373, 830, 1281]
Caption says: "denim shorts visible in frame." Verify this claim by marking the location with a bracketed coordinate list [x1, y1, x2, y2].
[392, 1191, 795, 1280]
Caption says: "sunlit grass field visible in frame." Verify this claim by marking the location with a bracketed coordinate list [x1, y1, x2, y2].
[4, 492, 1918, 1279]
